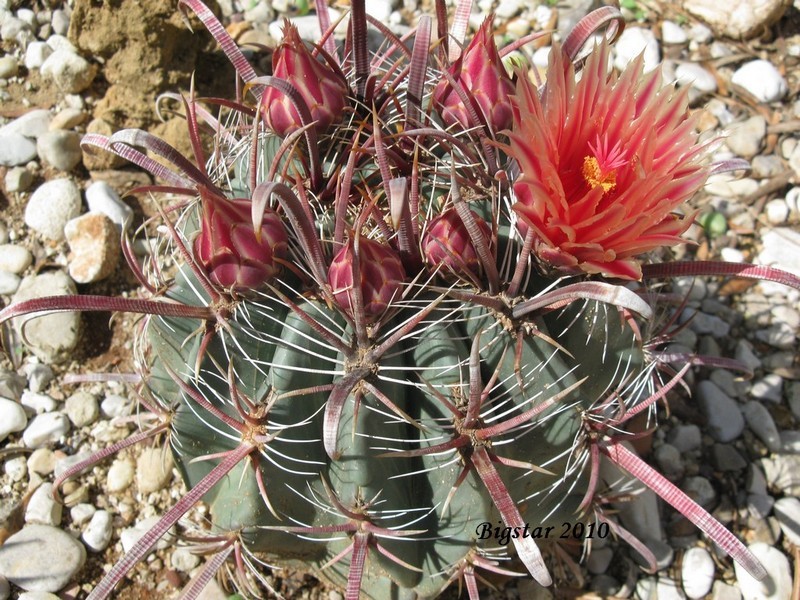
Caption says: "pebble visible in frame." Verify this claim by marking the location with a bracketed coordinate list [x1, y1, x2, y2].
[64, 391, 99, 427]
[22, 363, 54, 393]
[750, 374, 784, 403]
[675, 62, 717, 94]
[82, 509, 113, 552]
[0, 370, 26, 399]
[696, 380, 745, 442]
[170, 547, 201, 572]
[765, 199, 789, 225]
[0, 110, 52, 139]
[710, 444, 747, 471]
[36, 130, 82, 171]
[656, 577, 683, 600]
[120, 516, 175, 554]
[40, 49, 96, 93]
[107, 458, 135, 493]
[586, 546, 614, 575]
[687, 311, 730, 337]
[24, 483, 62, 526]
[0, 133, 37, 166]
[27, 447, 55, 475]
[668, 424, 702, 452]
[661, 20, 687, 45]
[725, 115, 766, 158]
[101, 393, 133, 418]
[85, 181, 133, 230]
[613, 27, 660, 73]
[680, 546, 715, 598]
[0, 576, 7, 600]
[4, 166, 33, 193]
[22, 412, 70, 448]
[735, 339, 761, 372]
[734, 543, 792, 600]
[711, 581, 742, 600]
[11, 271, 81, 363]
[0, 54, 18, 78]
[755, 322, 796, 350]
[70, 503, 96, 526]
[49, 108, 86, 131]
[760, 455, 800, 495]
[683, 476, 717, 509]
[5, 456, 28, 482]
[742, 401, 781, 452]
[748, 493, 774, 520]
[752, 154, 784, 178]
[24, 178, 82, 242]
[0, 16, 31, 44]
[64, 212, 120, 283]
[24, 41, 52, 70]
[0, 272, 20, 295]
[731, 60, 788, 104]
[654, 443, 684, 479]
[20, 390, 57, 414]
[0, 397, 28, 441]
[18, 593, 61, 600]
[772, 497, 800, 546]
[683, 0, 789, 39]
[0, 524, 86, 592]
[136, 446, 174, 493]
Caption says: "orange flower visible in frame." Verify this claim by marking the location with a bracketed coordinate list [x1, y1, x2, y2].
[508, 41, 709, 280]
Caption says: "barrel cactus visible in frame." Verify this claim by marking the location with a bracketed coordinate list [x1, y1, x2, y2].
[2, 1, 798, 598]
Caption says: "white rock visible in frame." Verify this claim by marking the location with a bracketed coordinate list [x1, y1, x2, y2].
[0, 272, 20, 295]
[725, 115, 766, 158]
[0, 524, 86, 593]
[82, 509, 112, 552]
[720, 247, 745, 263]
[23, 363, 54, 393]
[734, 543, 792, 600]
[269, 10, 344, 42]
[0, 133, 37, 167]
[45, 34, 77, 54]
[0, 109, 51, 139]
[24, 483, 62, 526]
[696, 380, 744, 442]
[20, 390, 57, 414]
[773, 497, 800, 546]
[40, 49, 95, 93]
[656, 577, 684, 600]
[0, 245, 31, 275]
[136, 447, 173, 494]
[26, 448, 55, 475]
[731, 60, 788, 103]
[4, 456, 27, 482]
[64, 391, 99, 427]
[761, 455, 800, 495]
[51, 10, 69, 36]
[22, 412, 70, 448]
[36, 130, 82, 171]
[683, 0, 789, 39]
[11, 271, 81, 364]
[120, 516, 174, 554]
[495, 0, 521, 18]
[85, 181, 133, 229]
[662, 20, 688, 44]
[101, 394, 133, 418]
[4, 166, 33, 193]
[49, 108, 86, 131]
[69, 503, 95, 526]
[24, 41, 52, 70]
[786, 187, 800, 215]
[24, 178, 82, 241]
[756, 228, 800, 294]
[0, 54, 17, 78]
[107, 458, 134, 493]
[0, 398, 27, 441]
[675, 62, 717, 94]
[170, 547, 201, 572]
[742, 401, 781, 452]
[613, 27, 660, 73]
[688, 23, 713, 44]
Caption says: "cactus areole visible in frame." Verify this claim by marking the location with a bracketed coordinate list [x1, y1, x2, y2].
[6, 1, 800, 598]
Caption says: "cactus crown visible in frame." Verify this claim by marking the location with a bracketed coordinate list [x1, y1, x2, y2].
[3, 1, 800, 599]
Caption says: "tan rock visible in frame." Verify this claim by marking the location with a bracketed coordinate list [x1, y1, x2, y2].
[64, 212, 120, 283]
[136, 446, 174, 494]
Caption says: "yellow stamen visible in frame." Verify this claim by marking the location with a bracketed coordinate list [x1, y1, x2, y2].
[582, 155, 617, 193]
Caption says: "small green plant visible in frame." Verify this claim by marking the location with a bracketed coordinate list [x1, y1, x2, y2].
[2, 1, 797, 598]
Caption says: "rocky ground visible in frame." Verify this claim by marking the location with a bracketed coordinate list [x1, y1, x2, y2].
[1, 0, 800, 599]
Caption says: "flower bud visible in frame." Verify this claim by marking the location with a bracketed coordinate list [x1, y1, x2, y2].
[422, 208, 491, 281]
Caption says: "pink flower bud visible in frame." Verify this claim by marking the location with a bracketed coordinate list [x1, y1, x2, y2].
[328, 238, 406, 320]
[422, 208, 491, 281]
[194, 189, 288, 292]
[432, 16, 515, 133]
[261, 21, 349, 136]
